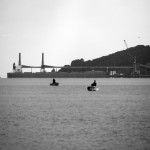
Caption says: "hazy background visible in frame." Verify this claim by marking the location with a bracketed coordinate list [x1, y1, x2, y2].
[0, 0, 150, 78]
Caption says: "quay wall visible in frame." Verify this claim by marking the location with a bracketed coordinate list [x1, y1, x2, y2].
[7, 71, 108, 78]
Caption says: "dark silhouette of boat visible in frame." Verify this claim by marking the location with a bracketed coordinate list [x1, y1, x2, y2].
[87, 86, 99, 91]
[50, 82, 59, 86]
[87, 80, 99, 91]
[50, 78, 59, 86]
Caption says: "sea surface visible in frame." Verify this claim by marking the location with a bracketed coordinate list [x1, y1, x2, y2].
[0, 78, 150, 150]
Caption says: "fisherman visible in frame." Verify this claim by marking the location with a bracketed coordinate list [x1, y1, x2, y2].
[53, 78, 56, 84]
[91, 80, 97, 87]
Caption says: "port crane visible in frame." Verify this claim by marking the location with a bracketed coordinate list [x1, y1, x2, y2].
[124, 40, 137, 74]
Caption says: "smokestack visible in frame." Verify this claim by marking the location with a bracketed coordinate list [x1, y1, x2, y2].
[19, 53, 21, 65]
[41, 53, 44, 69]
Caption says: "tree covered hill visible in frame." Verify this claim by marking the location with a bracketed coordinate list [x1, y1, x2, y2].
[59, 45, 150, 72]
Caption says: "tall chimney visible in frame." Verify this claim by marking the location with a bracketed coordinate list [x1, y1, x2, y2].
[41, 53, 44, 69]
[19, 53, 21, 65]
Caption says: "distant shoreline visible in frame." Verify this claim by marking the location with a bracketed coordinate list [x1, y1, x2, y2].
[7, 72, 150, 78]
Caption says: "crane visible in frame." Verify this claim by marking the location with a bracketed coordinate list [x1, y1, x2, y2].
[124, 40, 132, 61]
[124, 40, 128, 49]
[124, 40, 137, 74]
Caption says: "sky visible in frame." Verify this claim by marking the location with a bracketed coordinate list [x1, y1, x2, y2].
[0, 0, 150, 78]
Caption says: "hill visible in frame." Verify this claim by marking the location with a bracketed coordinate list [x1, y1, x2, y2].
[59, 45, 150, 72]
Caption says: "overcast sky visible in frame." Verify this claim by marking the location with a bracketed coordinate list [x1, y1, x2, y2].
[0, 0, 150, 77]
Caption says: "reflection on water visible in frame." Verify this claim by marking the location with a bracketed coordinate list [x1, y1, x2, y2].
[0, 78, 150, 150]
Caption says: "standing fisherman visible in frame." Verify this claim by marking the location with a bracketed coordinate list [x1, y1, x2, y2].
[91, 80, 97, 87]
[53, 78, 56, 84]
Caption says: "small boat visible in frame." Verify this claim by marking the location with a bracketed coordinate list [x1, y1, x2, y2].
[50, 82, 59, 86]
[87, 86, 99, 91]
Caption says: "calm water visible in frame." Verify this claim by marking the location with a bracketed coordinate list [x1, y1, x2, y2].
[0, 78, 150, 150]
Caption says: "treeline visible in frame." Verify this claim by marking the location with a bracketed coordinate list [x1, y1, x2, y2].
[59, 45, 150, 72]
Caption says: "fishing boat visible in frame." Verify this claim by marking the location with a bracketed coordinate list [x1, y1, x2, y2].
[50, 82, 59, 86]
[87, 86, 99, 91]
[50, 78, 59, 86]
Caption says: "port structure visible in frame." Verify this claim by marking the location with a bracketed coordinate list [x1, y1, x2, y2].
[13, 53, 65, 73]
[41, 53, 45, 72]
[9, 51, 150, 77]
[12, 53, 137, 75]
[124, 40, 137, 74]
[13, 53, 22, 72]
